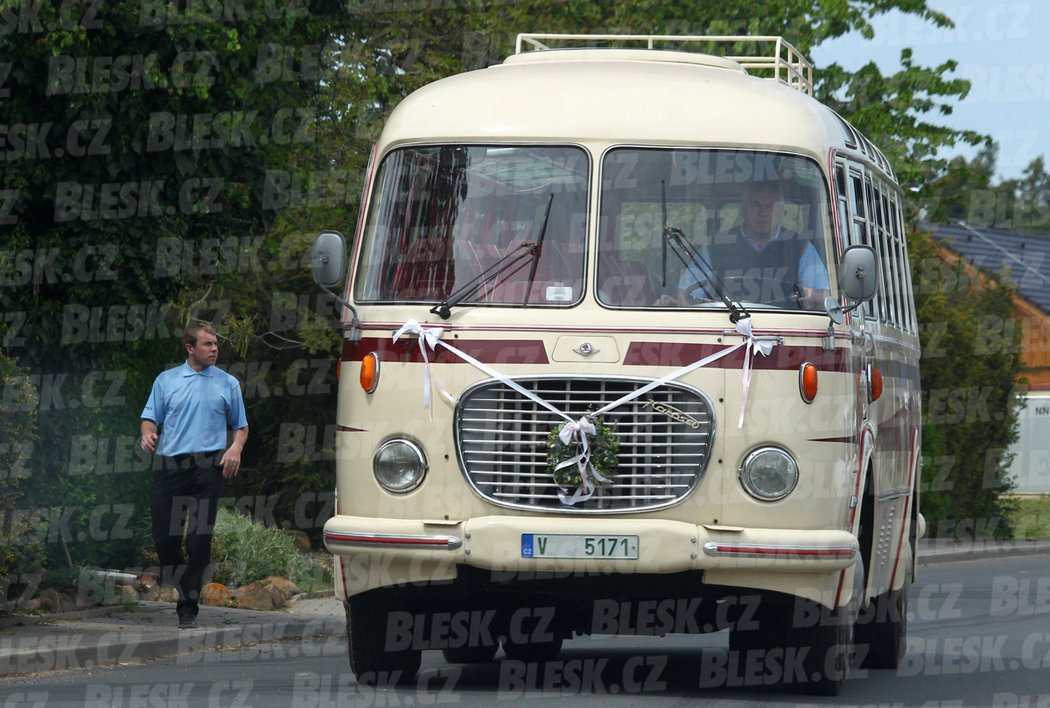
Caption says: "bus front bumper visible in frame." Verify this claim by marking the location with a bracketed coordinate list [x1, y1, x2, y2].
[323, 514, 858, 573]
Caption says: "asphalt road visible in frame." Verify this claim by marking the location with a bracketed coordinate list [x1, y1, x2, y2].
[1, 553, 1048, 707]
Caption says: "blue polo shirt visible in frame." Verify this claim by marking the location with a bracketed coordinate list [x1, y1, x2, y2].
[141, 362, 248, 457]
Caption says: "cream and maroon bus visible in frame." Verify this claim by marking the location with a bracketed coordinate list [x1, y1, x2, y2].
[312, 34, 923, 695]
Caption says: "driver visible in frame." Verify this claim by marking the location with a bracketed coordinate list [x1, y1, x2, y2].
[672, 180, 830, 310]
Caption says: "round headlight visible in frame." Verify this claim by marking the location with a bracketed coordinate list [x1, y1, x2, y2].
[373, 439, 427, 493]
[739, 447, 798, 501]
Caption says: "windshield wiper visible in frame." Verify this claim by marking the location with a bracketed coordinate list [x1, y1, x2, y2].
[431, 193, 554, 319]
[664, 225, 750, 324]
[430, 242, 537, 319]
[660, 183, 748, 324]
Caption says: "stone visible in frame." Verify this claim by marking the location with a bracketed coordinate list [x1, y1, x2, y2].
[36, 588, 77, 614]
[234, 582, 281, 611]
[263, 576, 300, 603]
[201, 582, 234, 607]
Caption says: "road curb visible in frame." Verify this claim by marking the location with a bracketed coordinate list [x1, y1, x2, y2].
[919, 540, 1050, 564]
[0, 609, 344, 677]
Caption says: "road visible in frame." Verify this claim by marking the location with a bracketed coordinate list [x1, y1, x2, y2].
[1, 554, 1048, 707]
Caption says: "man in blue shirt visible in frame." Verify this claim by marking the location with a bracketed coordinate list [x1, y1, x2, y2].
[140, 322, 248, 628]
[673, 180, 831, 310]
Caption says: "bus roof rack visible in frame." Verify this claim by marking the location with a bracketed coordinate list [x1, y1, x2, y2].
[515, 33, 815, 96]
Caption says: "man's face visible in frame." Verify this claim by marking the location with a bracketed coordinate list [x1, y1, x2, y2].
[186, 332, 219, 369]
[742, 187, 784, 241]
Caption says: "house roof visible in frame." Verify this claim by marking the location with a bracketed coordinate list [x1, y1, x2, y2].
[929, 223, 1050, 315]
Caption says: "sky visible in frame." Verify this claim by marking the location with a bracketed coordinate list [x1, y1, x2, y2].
[810, 0, 1050, 182]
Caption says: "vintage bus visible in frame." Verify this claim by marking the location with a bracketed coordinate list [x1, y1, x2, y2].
[312, 34, 923, 695]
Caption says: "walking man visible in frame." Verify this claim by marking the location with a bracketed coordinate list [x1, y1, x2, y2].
[140, 322, 248, 628]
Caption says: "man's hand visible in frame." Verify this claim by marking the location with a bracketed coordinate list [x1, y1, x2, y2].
[220, 447, 242, 479]
[800, 288, 832, 311]
[140, 420, 158, 452]
[221, 427, 249, 479]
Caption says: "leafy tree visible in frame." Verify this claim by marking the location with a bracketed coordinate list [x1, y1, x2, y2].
[0, 0, 349, 574]
[0, 0, 1018, 583]
[909, 229, 1023, 538]
[924, 146, 1050, 235]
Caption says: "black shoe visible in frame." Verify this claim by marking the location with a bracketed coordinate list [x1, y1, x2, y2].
[177, 606, 199, 629]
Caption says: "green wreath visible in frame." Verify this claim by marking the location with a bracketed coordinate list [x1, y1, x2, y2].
[546, 417, 620, 490]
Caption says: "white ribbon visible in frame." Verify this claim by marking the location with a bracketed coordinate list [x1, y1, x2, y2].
[553, 417, 602, 505]
[735, 317, 775, 428]
[393, 317, 778, 503]
[392, 319, 447, 419]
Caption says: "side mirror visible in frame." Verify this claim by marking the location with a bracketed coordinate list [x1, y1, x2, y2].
[825, 245, 878, 325]
[311, 231, 347, 289]
[839, 244, 878, 302]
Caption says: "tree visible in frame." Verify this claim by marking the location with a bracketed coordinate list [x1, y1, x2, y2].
[909, 229, 1023, 539]
[0, 0, 1004, 581]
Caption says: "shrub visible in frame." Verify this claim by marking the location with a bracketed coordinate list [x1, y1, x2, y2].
[209, 508, 324, 589]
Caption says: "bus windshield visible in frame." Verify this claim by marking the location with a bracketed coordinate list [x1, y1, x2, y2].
[598, 149, 834, 311]
[354, 145, 589, 307]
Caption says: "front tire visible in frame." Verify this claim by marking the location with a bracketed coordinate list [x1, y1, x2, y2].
[346, 593, 422, 685]
[857, 583, 908, 669]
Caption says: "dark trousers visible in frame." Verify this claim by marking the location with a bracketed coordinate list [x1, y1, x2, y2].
[151, 452, 224, 615]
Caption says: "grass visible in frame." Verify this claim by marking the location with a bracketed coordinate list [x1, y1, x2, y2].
[1010, 495, 1050, 541]
[210, 509, 332, 592]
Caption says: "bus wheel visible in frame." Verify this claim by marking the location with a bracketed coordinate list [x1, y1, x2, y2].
[730, 594, 852, 695]
[501, 607, 564, 663]
[857, 582, 908, 669]
[442, 643, 499, 664]
[345, 594, 422, 685]
[502, 634, 563, 663]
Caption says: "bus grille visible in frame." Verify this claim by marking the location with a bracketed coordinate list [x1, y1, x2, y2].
[455, 377, 715, 513]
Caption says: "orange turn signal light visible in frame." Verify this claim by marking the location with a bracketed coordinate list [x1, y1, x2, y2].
[799, 362, 818, 403]
[360, 352, 380, 393]
[869, 365, 883, 402]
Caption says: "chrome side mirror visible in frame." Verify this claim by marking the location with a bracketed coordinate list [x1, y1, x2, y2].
[311, 231, 347, 289]
[825, 244, 878, 324]
[840, 244, 878, 302]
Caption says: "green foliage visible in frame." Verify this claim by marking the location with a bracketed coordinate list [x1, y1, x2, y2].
[209, 508, 329, 589]
[926, 147, 1050, 236]
[0, 351, 40, 585]
[0, 0, 1002, 579]
[909, 230, 1024, 539]
[1010, 496, 1050, 541]
[547, 418, 619, 490]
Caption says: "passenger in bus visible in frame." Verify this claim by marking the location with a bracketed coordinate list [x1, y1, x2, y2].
[665, 180, 830, 310]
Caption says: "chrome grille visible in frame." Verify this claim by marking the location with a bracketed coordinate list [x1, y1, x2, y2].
[455, 377, 715, 512]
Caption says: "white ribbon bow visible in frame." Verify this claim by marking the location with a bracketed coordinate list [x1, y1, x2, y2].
[736, 317, 775, 428]
[553, 416, 616, 505]
[393, 319, 445, 418]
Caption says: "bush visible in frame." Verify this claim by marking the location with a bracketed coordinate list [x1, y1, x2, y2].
[0, 351, 40, 602]
[209, 508, 327, 590]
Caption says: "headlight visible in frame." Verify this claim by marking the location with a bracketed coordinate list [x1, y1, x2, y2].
[739, 447, 798, 501]
[373, 439, 427, 493]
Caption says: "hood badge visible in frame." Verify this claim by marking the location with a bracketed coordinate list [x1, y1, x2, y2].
[646, 399, 702, 429]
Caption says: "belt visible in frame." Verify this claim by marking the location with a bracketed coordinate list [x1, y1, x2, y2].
[167, 451, 222, 468]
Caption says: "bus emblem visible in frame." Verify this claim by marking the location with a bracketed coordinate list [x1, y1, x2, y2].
[646, 399, 702, 429]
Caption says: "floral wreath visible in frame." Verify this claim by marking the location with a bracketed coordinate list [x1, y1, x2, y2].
[546, 416, 620, 490]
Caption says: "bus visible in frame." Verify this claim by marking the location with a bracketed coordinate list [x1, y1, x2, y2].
[311, 34, 923, 695]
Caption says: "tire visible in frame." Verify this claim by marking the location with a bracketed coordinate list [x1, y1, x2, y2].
[730, 568, 861, 696]
[442, 643, 499, 664]
[501, 608, 564, 663]
[785, 600, 853, 696]
[345, 594, 422, 685]
[856, 583, 908, 669]
[502, 634, 564, 663]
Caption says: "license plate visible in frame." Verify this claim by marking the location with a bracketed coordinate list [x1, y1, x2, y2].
[521, 534, 639, 559]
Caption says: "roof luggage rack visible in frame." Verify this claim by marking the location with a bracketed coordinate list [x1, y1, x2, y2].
[515, 33, 815, 96]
